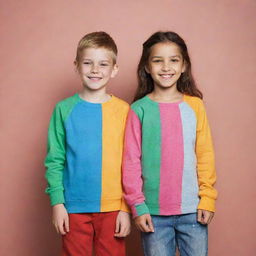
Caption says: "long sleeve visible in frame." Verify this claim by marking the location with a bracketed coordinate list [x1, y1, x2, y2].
[45, 104, 66, 206]
[196, 101, 217, 212]
[122, 109, 149, 217]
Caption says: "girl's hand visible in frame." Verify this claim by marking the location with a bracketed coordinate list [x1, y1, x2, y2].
[197, 209, 214, 225]
[114, 211, 131, 238]
[135, 214, 154, 233]
[52, 204, 69, 235]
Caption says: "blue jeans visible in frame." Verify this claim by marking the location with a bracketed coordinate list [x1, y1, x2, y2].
[141, 213, 208, 256]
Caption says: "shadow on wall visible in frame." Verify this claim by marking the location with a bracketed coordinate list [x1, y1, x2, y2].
[126, 224, 143, 256]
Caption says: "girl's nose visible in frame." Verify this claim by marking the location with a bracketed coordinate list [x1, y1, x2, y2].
[162, 62, 171, 71]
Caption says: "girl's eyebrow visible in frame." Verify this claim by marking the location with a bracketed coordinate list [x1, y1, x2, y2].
[151, 55, 181, 58]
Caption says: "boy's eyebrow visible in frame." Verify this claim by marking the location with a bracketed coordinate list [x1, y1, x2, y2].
[81, 58, 111, 62]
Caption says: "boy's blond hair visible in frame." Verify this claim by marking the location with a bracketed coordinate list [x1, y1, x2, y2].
[75, 31, 118, 63]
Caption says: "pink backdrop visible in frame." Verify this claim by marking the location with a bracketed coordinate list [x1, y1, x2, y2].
[1, 0, 256, 255]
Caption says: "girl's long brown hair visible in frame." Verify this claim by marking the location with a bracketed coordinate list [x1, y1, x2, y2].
[134, 31, 203, 101]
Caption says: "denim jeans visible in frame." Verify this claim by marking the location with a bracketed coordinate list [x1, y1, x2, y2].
[141, 213, 208, 256]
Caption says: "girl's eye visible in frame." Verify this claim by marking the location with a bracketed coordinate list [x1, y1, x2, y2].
[152, 59, 162, 63]
[171, 59, 179, 62]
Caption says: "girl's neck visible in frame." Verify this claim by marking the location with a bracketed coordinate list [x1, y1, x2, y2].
[148, 85, 183, 103]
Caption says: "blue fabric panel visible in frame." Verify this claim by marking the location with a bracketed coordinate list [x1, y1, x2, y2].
[63, 102, 102, 213]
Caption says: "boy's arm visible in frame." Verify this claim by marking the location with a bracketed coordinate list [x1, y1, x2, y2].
[122, 109, 149, 218]
[45, 104, 66, 206]
[114, 211, 131, 237]
[196, 100, 217, 213]
[52, 204, 69, 235]
[120, 197, 130, 212]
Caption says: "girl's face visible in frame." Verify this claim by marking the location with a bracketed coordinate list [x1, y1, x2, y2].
[146, 42, 186, 89]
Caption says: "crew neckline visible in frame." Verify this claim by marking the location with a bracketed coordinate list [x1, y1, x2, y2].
[76, 93, 114, 105]
[145, 94, 185, 105]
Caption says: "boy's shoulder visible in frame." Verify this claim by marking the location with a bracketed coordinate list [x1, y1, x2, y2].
[52, 94, 81, 122]
[55, 94, 80, 109]
[111, 95, 130, 111]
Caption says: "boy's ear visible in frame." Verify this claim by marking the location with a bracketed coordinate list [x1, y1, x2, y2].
[74, 60, 79, 72]
[111, 64, 119, 78]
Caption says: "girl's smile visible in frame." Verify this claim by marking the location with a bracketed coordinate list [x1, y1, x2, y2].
[146, 42, 186, 89]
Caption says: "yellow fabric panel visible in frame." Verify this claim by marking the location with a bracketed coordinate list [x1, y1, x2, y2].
[184, 95, 217, 212]
[101, 96, 129, 212]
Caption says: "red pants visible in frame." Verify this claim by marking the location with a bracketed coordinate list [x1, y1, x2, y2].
[61, 211, 125, 256]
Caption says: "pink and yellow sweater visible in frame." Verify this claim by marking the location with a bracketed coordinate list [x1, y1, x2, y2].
[122, 95, 217, 217]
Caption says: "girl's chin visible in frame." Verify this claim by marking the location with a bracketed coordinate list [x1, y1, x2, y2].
[155, 83, 177, 89]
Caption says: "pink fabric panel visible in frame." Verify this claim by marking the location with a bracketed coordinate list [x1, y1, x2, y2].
[159, 104, 184, 215]
[122, 109, 144, 216]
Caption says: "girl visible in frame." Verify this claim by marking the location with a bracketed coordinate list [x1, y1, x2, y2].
[122, 31, 217, 256]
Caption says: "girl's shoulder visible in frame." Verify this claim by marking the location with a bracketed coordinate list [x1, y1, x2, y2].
[130, 96, 149, 110]
[183, 94, 205, 109]
[183, 95, 208, 119]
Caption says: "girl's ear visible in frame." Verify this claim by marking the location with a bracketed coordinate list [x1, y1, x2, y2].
[181, 60, 186, 73]
[145, 65, 150, 74]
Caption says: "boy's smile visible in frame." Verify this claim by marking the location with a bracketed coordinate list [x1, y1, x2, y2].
[75, 47, 118, 91]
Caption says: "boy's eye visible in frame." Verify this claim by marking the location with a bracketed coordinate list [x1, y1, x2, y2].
[83, 62, 91, 65]
[100, 63, 109, 66]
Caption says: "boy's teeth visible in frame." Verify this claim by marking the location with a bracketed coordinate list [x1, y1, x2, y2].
[89, 77, 101, 80]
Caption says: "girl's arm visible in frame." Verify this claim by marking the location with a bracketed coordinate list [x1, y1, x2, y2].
[195, 100, 218, 213]
[122, 109, 149, 218]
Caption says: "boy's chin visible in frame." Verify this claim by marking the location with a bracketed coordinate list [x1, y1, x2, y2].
[82, 83, 108, 92]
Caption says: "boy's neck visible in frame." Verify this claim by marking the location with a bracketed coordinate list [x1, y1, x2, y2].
[79, 88, 111, 103]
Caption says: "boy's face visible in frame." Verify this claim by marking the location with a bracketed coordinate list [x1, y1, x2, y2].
[75, 47, 118, 91]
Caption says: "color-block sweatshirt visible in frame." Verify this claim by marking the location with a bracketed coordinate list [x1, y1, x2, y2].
[45, 93, 129, 213]
[122, 95, 217, 218]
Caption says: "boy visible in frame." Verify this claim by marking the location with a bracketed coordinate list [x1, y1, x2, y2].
[45, 32, 131, 256]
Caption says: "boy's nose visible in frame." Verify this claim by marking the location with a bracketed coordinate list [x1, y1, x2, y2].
[91, 65, 99, 73]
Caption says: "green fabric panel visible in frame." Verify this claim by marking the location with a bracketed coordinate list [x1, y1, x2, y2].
[132, 97, 161, 214]
[44, 94, 81, 206]
[135, 202, 150, 217]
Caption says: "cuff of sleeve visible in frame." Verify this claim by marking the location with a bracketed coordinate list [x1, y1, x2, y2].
[131, 202, 150, 218]
[198, 196, 216, 212]
[121, 198, 131, 213]
[49, 190, 65, 206]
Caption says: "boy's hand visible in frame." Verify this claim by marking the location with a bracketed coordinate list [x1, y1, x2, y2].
[197, 209, 214, 225]
[114, 211, 131, 238]
[135, 214, 154, 233]
[52, 204, 69, 235]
